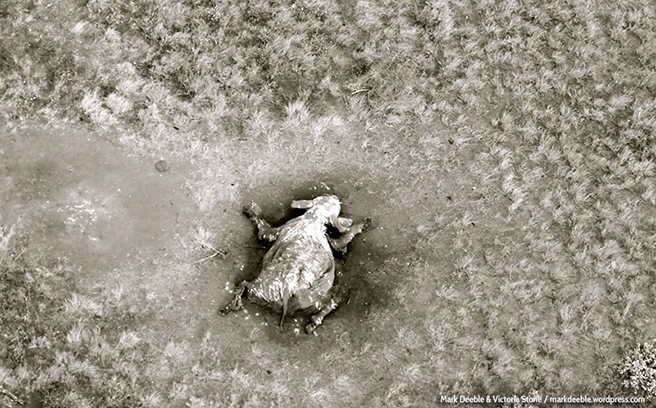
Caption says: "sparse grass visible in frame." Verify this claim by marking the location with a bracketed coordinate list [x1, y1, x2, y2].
[2, 0, 656, 406]
[0, 221, 156, 406]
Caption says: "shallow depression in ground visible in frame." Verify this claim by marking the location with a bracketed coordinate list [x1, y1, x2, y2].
[0, 126, 196, 290]
[0, 125, 421, 382]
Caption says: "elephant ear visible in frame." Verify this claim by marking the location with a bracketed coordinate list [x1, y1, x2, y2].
[330, 216, 353, 233]
[291, 199, 313, 209]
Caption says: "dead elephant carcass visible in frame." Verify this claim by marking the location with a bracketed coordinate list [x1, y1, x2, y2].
[220, 195, 368, 334]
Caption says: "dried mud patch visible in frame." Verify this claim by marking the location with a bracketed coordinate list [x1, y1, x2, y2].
[0, 124, 196, 293]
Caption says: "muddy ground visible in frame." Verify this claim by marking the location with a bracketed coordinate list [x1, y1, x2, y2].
[1, 122, 414, 356]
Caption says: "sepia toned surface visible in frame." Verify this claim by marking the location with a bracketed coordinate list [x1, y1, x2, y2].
[1, 0, 655, 406]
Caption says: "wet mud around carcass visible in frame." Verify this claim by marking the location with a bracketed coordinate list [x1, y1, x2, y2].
[211, 178, 412, 347]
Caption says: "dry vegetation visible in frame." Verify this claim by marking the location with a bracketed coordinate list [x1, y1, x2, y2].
[1, 0, 656, 406]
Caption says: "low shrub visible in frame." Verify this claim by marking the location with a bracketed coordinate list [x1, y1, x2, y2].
[619, 341, 656, 398]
